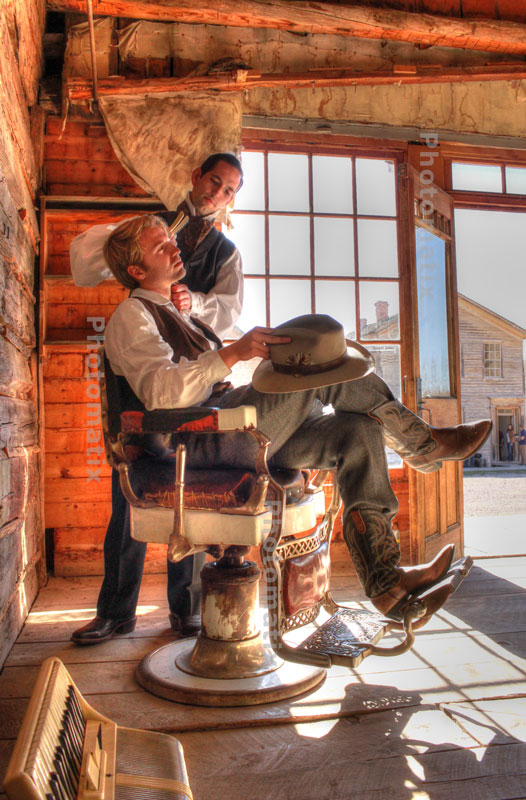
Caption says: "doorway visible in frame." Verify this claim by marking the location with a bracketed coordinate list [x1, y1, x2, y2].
[497, 409, 519, 463]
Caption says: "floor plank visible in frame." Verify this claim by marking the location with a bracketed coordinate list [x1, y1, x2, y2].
[176, 712, 526, 800]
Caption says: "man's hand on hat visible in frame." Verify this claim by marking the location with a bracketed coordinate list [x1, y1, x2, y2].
[219, 327, 291, 370]
[171, 282, 192, 312]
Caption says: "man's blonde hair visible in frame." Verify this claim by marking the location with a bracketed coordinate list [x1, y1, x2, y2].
[103, 215, 170, 290]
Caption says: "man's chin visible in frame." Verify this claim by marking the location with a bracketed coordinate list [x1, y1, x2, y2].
[174, 266, 186, 281]
[196, 199, 215, 215]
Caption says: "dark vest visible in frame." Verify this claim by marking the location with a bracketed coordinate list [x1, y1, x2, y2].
[159, 208, 236, 295]
[114, 296, 222, 415]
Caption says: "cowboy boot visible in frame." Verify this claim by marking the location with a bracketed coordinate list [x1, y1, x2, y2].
[371, 400, 491, 473]
[371, 546, 455, 621]
[342, 508, 401, 600]
[343, 508, 455, 620]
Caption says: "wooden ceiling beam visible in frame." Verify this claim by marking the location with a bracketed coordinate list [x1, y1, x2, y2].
[46, 0, 526, 54]
[66, 63, 526, 100]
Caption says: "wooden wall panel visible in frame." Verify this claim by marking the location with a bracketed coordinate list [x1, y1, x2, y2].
[44, 119, 151, 198]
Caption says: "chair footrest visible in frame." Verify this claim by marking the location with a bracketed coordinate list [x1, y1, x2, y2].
[299, 608, 390, 667]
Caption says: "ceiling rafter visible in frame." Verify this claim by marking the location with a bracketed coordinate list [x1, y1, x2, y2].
[46, 0, 526, 54]
[66, 63, 526, 100]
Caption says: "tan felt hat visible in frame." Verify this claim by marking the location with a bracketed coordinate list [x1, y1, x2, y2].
[252, 314, 374, 394]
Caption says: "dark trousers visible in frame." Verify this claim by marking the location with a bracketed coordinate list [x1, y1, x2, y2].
[96, 470, 203, 620]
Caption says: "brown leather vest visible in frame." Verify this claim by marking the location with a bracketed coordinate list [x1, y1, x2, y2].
[135, 296, 222, 362]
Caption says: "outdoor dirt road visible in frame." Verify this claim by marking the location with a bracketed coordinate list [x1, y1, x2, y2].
[463, 470, 526, 516]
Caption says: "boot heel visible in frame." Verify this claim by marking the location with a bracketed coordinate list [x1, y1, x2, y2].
[115, 617, 137, 634]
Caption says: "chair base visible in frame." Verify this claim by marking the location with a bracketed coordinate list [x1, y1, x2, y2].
[136, 639, 326, 707]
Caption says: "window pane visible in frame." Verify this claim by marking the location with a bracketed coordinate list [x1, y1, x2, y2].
[356, 159, 396, 216]
[359, 281, 399, 340]
[234, 277, 266, 337]
[451, 162, 502, 192]
[367, 344, 401, 399]
[314, 218, 355, 276]
[315, 280, 356, 335]
[312, 155, 353, 213]
[366, 343, 402, 468]
[484, 342, 501, 377]
[415, 227, 450, 396]
[268, 153, 309, 212]
[506, 166, 526, 194]
[235, 151, 265, 210]
[455, 208, 526, 327]
[229, 214, 265, 274]
[357, 219, 398, 277]
[270, 280, 311, 326]
[269, 215, 310, 275]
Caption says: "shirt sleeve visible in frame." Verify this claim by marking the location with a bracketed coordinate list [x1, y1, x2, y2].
[105, 299, 231, 410]
[188, 248, 244, 341]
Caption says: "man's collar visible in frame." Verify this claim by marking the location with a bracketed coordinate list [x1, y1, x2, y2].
[185, 191, 219, 222]
[130, 287, 173, 306]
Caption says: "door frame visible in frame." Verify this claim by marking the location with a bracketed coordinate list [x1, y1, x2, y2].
[398, 163, 464, 563]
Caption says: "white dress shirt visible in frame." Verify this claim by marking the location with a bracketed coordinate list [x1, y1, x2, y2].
[105, 288, 231, 410]
[70, 193, 243, 340]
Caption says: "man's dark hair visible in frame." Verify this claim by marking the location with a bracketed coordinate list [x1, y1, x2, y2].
[199, 152, 244, 189]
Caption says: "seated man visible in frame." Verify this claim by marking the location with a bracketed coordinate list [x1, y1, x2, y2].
[81, 215, 490, 629]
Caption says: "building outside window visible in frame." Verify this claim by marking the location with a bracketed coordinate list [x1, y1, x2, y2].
[483, 342, 502, 378]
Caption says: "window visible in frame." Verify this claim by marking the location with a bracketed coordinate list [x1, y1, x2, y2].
[484, 342, 502, 378]
[451, 161, 526, 195]
[230, 148, 400, 350]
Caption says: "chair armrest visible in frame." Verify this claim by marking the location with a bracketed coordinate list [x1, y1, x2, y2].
[120, 405, 257, 434]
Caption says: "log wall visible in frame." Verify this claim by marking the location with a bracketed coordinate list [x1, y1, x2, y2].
[0, 0, 46, 668]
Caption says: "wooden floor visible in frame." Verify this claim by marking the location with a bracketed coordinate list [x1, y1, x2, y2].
[1, 558, 526, 799]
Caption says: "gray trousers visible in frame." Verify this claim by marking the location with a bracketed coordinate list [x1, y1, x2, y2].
[175, 373, 432, 598]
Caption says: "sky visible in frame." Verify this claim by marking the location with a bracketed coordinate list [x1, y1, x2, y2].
[454, 207, 526, 334]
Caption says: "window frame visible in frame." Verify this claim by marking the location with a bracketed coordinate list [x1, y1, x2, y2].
[483, 341, 502, 379]
[235, 130, 406, 347]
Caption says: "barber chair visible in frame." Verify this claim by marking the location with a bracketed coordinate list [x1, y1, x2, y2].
[100, 351, 472, 707]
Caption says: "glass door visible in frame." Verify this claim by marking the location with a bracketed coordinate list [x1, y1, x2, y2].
[399, 163, 463, 562]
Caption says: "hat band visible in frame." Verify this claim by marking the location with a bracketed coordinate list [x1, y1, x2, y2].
[273, 352, 348, 377]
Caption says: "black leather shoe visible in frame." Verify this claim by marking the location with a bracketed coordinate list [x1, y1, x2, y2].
[169, 612, 201, 636]
[71, 615, 137, 645]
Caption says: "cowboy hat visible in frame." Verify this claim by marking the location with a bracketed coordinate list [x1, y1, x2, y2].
[252, 314, 374, 394]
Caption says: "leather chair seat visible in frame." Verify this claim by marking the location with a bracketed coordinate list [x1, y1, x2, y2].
[129, 457, 306, 510]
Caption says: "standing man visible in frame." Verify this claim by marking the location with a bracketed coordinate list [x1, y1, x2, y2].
[519, 423, 526, 466]
[70, 154, 244, 645]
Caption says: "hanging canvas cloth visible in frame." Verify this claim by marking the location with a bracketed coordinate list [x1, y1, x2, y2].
[98, 92, 243, 209]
